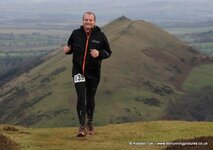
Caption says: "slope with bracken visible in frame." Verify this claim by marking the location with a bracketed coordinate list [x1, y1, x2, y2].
[0, 16, 211, 127]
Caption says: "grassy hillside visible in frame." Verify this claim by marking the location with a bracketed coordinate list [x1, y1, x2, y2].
[165, 86, 213, 121]
[0, 16, 211, 127]
[0, 121, 213, 150]
[182, 64, 213, 91]
[164, 64, 213, 121]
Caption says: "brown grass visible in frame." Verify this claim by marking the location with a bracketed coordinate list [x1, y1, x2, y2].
[0, 133, 20, 150]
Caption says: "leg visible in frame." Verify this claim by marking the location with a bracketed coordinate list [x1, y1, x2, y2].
[86, 80, 99, 125]
[75, 81, 86, 126]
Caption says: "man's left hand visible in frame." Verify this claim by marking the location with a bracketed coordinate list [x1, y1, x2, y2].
[90, 49, 99, 58]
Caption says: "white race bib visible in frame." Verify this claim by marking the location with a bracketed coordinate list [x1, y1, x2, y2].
[74, 73, 85, 83]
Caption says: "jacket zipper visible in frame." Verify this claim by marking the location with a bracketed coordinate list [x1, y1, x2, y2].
[82, 31, 91, 75]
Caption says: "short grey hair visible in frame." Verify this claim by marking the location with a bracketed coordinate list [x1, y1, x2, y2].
[83, 11, 96, 21]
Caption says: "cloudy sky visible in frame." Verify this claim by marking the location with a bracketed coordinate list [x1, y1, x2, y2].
[0, 0, 213, 25]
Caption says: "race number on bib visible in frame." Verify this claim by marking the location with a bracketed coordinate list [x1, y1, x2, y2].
[74, 73, 85, 83]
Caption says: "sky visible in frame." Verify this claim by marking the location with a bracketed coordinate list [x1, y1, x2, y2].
[0, 0, 213, 25]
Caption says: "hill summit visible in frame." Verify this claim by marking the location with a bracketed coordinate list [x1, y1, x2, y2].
[0, 16, 210, 127]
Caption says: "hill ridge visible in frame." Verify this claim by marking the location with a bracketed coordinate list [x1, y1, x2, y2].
[117, 15, 132, 21]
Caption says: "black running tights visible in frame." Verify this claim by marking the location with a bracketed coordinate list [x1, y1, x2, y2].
[74, 79, 99, 126]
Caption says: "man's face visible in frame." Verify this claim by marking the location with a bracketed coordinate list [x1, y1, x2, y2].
[83, 14, 96, 30]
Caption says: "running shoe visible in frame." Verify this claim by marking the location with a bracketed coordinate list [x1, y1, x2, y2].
[77, 126, 87, 137]
[87, 123, 95, 135]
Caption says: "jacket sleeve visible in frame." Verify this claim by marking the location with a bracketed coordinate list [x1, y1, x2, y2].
[99, 33, 112, 59]
[66, 31, 75, 55]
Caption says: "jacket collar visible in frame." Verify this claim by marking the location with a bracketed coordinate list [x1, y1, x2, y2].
[80, 25, 101, 34]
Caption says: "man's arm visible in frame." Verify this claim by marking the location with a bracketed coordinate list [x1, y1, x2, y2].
[63, 31, 75, 55]
[98, 33, 112, 59]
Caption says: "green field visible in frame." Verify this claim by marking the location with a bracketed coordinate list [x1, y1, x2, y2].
[166, 26, 213, 34]
[0, 27, 70, 85]
[0, 28, 70, 36]
[0, 32, 66, 51]
[182, 64, 213, 91]
[166, 26, 213, 57]
[192, 42, 213, 56]
[1, 121, 213, 150]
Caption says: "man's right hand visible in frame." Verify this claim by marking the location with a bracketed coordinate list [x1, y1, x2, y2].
[63, 45, 71, 54]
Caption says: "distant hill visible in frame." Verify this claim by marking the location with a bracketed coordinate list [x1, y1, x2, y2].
[0, 121, 213, 150]
[0, 16, 211, 127]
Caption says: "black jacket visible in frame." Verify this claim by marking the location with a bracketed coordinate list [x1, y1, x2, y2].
[66, 26, 112, 81]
